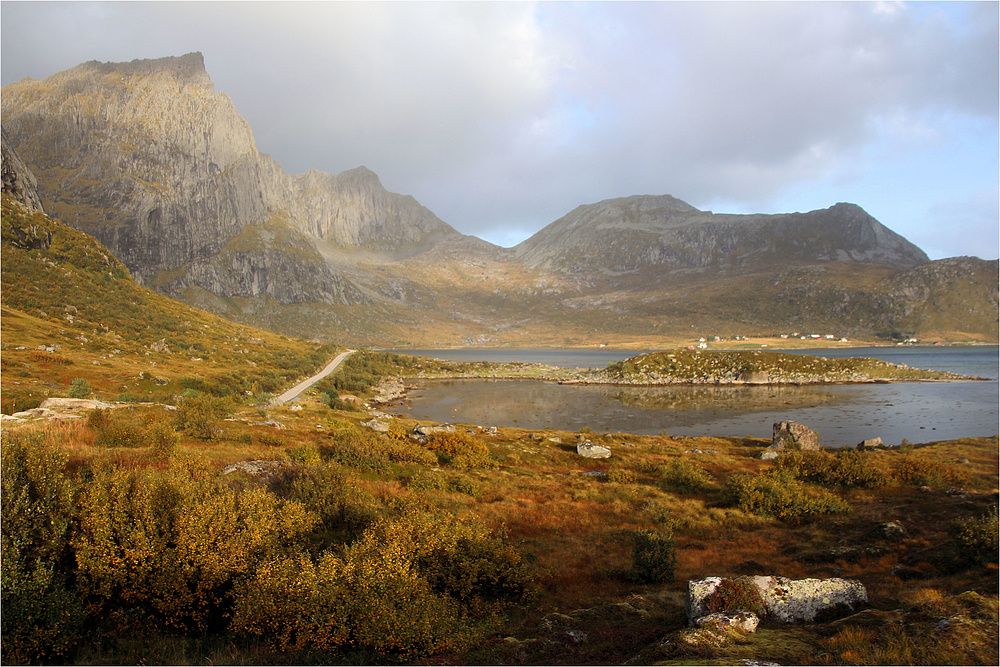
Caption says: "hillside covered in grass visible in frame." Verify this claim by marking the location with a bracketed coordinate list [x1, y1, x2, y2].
[1, 194, 341, 412]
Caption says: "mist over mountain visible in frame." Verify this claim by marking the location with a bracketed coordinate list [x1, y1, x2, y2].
[2, 54, 995, 346]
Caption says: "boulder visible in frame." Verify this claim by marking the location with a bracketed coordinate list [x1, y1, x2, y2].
[758, 450, 780, 461]
[770, 421, 820, 451]
[694, 611, 759, 633]
[577, 440, 611, 459]
[686, 575, 867, 624]
[856, 437, 883, 450]
[363, 419, 391, 432]
[414, 423, 456, 436]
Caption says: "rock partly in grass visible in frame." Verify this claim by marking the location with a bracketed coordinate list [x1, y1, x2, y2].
[577, 440, 612, 459]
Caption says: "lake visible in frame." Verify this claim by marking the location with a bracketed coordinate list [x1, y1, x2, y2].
[387, 346, 999, 447]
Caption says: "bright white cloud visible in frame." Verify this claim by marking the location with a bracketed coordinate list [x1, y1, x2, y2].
[1, 1, 996, 258]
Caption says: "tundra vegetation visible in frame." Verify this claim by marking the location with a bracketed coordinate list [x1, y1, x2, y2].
[2, 196, 997, 665]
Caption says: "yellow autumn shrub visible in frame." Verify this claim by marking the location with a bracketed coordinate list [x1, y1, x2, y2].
[231, 509, 533, 657]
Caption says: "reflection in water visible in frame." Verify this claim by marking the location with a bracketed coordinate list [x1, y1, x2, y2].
[391, 375, 998, 447]
[601, 384, 840, 413]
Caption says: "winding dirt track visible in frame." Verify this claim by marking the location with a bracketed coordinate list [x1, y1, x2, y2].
[269, 349, 355, 406]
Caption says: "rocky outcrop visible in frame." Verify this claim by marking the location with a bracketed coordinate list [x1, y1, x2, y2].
[1, 397, 115, 423]
[1, 127, 44, 212]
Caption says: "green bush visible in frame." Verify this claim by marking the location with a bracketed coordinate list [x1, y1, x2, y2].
[174, 395, 230, 440]
[660, 458, 714, 494]
[722, 470, 850, 522]
[277, 465, 380, 545]
[608, 467, 637, 484]
[68, 377, 91, 398]
[628, 529, 678, 583]
[704, 577, 766, 616]
[775, 449, 892, 489]
[951, 509, 999, 567]
[145, 420, 179, 460]
[1, 432, 86, 663]
[87, 409, 146, 448]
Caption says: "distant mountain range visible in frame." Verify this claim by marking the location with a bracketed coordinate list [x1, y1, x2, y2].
[2, 53, 996, 346]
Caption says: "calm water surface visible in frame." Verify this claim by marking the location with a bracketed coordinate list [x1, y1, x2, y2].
[387, 347, 999, 447]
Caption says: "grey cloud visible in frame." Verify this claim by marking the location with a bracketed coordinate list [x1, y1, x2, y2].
[1, 1, 996, 257]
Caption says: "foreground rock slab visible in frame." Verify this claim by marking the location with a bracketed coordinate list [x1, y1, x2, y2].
[687, 575, 867, 624]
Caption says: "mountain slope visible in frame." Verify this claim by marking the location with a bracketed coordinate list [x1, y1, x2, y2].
[515, 195, 929, 274]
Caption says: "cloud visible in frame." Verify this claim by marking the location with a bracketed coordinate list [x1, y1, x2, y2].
[2, 1, 996, 257]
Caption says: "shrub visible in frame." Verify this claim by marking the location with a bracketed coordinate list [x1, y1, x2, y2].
[660, 458, 714, 494]
[321, 429, 391, 472]
[425, 431, 493, 468]
[74, 466, 192, 625]
[722, 470, 850, 522]
[704, 577, 766, 617]
[951, 509, 999, 567]
[68, 377, 92, 398]
[74, 466, 317, 632]
[608, 467, 637, 484]
[384, 438, 438, 465]
[287, 442, 322, 465]
[89, 409, 146, 448]
[172, 485, 317, 629]
[1, 432, 86, 663]
[277, 465, 380, 545]
[776, 449, 892, 489]
[231, 511, 533, 657]
[628, 529, 678, 583]
[174, 395, 230, 440]
[893, 456, 971, 489]
[145, 420, 179, 460]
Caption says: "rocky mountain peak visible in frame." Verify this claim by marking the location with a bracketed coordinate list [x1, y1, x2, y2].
[84, 52, 211, 86]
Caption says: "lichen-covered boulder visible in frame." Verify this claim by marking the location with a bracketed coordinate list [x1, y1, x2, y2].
[771, 421, 820, 451]
[577, 440, 611, 459]
[686, 575, 867, 624]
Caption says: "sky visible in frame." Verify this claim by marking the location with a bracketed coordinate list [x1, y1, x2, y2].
[1, 1, 997, 260]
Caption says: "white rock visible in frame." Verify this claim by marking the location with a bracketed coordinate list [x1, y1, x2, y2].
[577, 440, 612, 459]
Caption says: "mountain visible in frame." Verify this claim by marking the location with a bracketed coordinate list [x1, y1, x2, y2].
[0, 53, 494, 309]
[2, 54, 996, 346]
[515, 195, 929, 274]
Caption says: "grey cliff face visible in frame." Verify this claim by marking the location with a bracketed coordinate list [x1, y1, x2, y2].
[1, 53, 269, 275]
[0, 53, 480, 307]
[0, 127, 44, 213]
